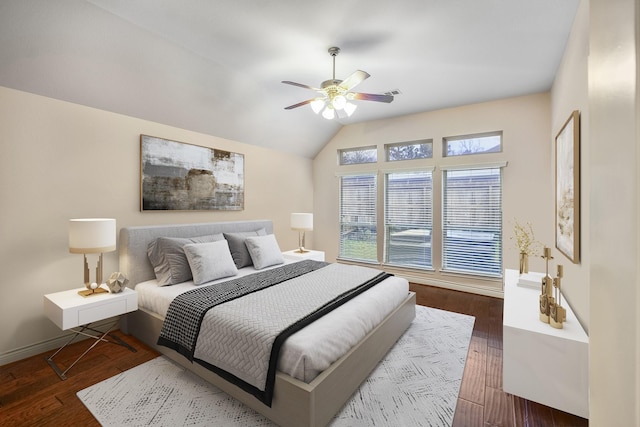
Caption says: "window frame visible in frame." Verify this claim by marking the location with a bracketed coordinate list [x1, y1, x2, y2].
[337, 173, 378, 263]
[443, 131, 503, 157]
[338, 146, 378, 165]
[335, 130, 507, 284]
[383, 168, 434, 270]
[384, 139, 433, 162]
[441, 163, 505, 278]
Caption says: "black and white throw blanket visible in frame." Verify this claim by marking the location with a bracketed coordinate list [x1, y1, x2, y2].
[157, 260, 392, 406]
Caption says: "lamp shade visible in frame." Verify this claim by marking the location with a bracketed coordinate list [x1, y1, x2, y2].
[69, 218, 116, 254]
[290, 213, 313, 231]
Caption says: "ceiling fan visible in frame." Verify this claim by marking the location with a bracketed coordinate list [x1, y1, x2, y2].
[282, 46, 395, 120]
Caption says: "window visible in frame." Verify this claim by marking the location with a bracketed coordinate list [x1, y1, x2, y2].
[336, 130, 505, 282]
[384, 170, 433, 269]
[339, 174, 377, 262]
[442, 167, 502, 277]
[444, 132, 502, 157]
[385, 140, 433, 161]
[339, 146, 377, 165]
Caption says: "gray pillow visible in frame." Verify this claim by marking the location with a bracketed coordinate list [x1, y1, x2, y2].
[245, 234, 285, 269]
[223, 228, 267, 268]
[147, 233, 224, 286]
[183, 240, 238, 285]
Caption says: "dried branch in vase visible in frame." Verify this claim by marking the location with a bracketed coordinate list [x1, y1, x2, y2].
[511, 219, 542, 256]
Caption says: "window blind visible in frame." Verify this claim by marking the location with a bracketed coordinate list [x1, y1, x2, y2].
[339, 174, 377, 262]
[384, 170, 433, 269]
[442, 167, 502, 277]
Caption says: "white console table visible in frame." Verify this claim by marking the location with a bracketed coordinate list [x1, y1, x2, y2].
[503, 269, 589, 418]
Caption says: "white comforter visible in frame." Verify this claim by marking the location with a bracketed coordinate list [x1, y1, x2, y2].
[136, 260, 409, 383]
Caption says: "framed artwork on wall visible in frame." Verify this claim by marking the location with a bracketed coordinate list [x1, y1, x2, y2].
[140, 135, 244, 211]
[555, 110, 580, 263]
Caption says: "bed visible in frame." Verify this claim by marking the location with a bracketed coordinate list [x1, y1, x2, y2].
[119, 220, 416, 427]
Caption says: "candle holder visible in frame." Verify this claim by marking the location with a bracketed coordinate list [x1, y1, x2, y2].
[539, 247, 555, 323]
[550, 265, 567, 329]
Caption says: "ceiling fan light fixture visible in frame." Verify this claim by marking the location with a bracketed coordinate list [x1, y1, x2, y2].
[310, 98, 325, 114]
[282, 46, 395, 118]
[344, 102, 357, 117]
[332, 94, 347, 110]
[322, 105, 335, 120]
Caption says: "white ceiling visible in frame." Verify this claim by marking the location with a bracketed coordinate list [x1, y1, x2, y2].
[0, 0, 579, 158]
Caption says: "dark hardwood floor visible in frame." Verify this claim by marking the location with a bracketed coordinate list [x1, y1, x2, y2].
[0, 331, 159, 427]
[411, 284, 588, 427]
[0, 284, 588, 426]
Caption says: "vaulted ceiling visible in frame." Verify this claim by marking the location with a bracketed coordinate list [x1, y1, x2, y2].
[0, 0, 579, 158]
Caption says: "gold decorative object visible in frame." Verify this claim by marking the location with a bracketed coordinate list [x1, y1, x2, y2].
[550, 265, 567, 329]
[106, 272, 129, 293]
[512, 219, 540, 274]
[539, 247, 555, 323]
[78, 282, 109, 297]
[519, 252, 529, 275]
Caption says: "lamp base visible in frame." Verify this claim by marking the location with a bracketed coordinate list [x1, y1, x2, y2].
[78, 287, 109, 297]
[294, 248, 310, 254]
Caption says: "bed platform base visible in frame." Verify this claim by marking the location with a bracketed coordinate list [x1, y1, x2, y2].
[125, 291, 416, 427]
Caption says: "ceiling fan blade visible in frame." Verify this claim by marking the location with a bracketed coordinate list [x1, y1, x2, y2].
[282, 81, 322, 91]
[338, 70, 370, 91]
[284, 99, 316, 110]
[350, 92, 394, 103]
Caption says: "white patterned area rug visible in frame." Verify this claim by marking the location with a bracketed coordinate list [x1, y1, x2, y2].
[78, 305, 474, 427]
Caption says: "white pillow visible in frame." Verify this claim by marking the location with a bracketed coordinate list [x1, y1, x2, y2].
[245, 234, 285, 269]
[183, 240, 238, 285]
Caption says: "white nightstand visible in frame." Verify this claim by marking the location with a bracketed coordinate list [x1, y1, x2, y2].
[43, 286, 138, 379]
[282, 249, 325, 262]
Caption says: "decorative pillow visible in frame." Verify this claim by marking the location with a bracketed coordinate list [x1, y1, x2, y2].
[223, 228, 267, 268]
[183, 240, 238, 285]
[245, 234, 285, 269]
[147, 233, 224, 286]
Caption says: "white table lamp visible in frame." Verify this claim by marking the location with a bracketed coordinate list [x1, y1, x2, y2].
[69, 218, 116, 296]
[291, 213, 313, 253]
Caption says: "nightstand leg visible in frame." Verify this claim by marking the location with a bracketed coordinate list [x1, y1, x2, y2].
[45, 319, 136, 380]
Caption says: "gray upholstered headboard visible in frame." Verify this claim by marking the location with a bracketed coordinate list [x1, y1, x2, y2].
[118, 220, 273, 288]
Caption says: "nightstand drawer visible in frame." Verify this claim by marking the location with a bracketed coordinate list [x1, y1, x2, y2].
[78, 299, 127, 325]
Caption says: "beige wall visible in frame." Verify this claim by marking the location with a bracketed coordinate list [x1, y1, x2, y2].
[312, 93, 553, 296]
[550, 0, 590, 330]
[0, 86, 314, 363]
[551, 0, 640, 423]
[586, 0, 639, 425]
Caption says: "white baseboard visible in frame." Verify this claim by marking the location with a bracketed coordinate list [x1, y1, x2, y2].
[0, 318, 121, 366]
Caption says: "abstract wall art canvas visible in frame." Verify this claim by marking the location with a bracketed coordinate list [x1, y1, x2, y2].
[141, 135, 244, 211]
[555, 111, 580, 263]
